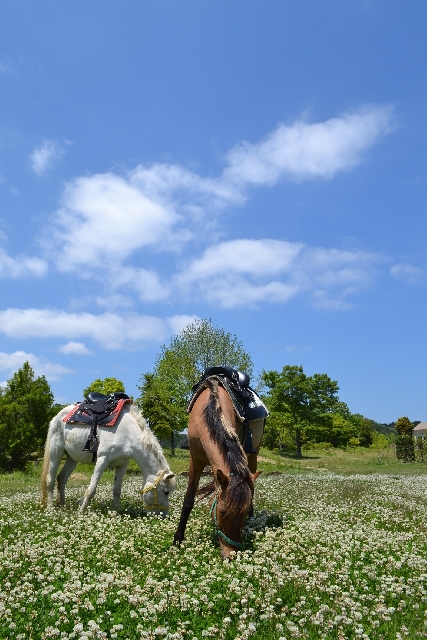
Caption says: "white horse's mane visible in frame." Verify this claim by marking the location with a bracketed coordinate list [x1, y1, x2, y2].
[129, 404, 167, 466]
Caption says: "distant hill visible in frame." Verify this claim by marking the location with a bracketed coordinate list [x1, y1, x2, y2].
[369, 419, 421, 436]
[370, 421, 396, 436]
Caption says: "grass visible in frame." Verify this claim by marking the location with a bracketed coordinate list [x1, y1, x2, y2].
[1, 447, 427, 639]
[160, 445, 427, 477]
[2, 445, 424, 495]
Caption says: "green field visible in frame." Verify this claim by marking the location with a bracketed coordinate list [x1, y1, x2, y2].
[1, 448, 427, 639]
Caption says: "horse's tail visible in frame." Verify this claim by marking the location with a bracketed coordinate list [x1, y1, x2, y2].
[40, 424, 52, 505]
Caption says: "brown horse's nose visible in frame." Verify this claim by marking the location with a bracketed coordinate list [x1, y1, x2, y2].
[219, 539, 238, 560]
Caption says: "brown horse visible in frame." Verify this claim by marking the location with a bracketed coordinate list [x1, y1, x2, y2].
[173, 378, 261, 559]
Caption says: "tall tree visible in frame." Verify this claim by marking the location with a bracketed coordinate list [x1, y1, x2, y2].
[137, 319, 253, 453]
[395, 416, 415, 462]
[262, 365, 340, 458]
[0, 362, 56, 472]
[83, 377, 125, 398]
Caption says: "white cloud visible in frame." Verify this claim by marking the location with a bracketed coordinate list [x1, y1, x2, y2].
[390, 263, 425, 284]
[223, 105, 392, 186]
[0, 249, 47, 278]
[0, 350, 71, 381]
[106, 266, 170, 302]
[30, 139, 65, 175]
[177, 238, 381, 309]
[42, 105, 392, 303]
[58, 341, 92, 355]
[49, 173, 184, 273]
[0, 309, 199, 349]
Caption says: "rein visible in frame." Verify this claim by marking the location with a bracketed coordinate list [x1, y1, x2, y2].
[209, 475, 243, 550]
[140, 469, 169, 512]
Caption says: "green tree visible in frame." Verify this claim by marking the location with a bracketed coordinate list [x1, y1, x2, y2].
[344, 413, 375, 447]
[0, 362, 56, 472]
[395, 416, 415, 462]
[137, 319, 253, 454]
[262, 365, 341, 458]
[305, 413, 358, 449]
[261, 409, 295, 451]
[415, 436, 427, 463]
[83, 377, 125, 398]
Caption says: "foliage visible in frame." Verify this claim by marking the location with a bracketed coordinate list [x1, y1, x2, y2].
[395, 435, 416, 463]
[83, 377, 125, 398]
[350, 414, 375, 447]
[370, 431, 392, 451]
[137, 319, 252, 449]
[415, 436, 427, 463]
[262, 365, 341, 457]
[369, 420, 397, 437]
[395, 416, 415, 463]
[305, 413, 358, 449]
[165, 318, 253, 382]
[0, 362, 56, 472]
[261, 409, 295, 451]
[395, 416, 414, 435]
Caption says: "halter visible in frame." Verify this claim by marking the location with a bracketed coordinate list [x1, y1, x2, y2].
[209, 477, 243, 550]
[139, 469, 169, 512]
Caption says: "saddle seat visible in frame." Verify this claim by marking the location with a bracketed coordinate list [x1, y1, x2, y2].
[202, 366, 250, 389]
[86, 391, 129, 405]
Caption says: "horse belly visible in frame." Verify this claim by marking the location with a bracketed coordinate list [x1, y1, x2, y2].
[64, 424, 95, 463]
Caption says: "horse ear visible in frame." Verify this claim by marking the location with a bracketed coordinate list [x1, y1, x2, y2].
[164, 472, 175, 480]
[216, 469, 229, 489]
[251, 471, 262, 482]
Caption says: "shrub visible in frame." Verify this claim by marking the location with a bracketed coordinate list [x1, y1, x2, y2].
[395, 416, 415, 463]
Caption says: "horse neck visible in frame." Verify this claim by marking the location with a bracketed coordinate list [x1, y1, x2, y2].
[134, 437, 170, 483]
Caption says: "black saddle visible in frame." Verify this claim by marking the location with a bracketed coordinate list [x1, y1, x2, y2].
[78, 391, 129, 458]
[200, 366, 250, 389]
[86, 391, 129, 403]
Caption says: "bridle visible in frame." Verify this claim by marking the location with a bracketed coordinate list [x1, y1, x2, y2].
[139, 469, 169, 513]
[209, 476, 243, 550]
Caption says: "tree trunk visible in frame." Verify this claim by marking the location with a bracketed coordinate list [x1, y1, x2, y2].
[295, 427, 302, 459]
[170, 430, 176, 457]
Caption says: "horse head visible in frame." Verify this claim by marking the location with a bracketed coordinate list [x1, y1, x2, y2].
[140, 469, 176, 516]
[212, 469, 260, 559]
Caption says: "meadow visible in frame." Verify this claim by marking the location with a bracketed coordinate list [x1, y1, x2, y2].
[1, 447, 427, 640]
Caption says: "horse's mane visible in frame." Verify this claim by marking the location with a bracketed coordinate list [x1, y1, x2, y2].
[203, 379, 253, 516]
[129, 404, 167, 467]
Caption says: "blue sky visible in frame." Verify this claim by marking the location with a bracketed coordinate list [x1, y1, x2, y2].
[0, 1, 426, 422]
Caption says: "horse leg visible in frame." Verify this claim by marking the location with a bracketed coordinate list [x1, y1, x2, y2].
[79, 456, 110, 512]
[45, 445, 65, 509]
[246, 452, 257, 474]
[173, 456, 204, 545]
[112, 461, 129, 513]
[56, 454, 78, 506]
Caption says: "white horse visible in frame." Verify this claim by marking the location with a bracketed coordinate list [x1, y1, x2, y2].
[41, 403, 176, 514]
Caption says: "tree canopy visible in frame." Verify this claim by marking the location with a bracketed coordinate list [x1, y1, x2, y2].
[137, 319, 252, 453]
[395, 415, 415, 462]
[83, 377, 125, 398]
[0, 362, 56, 472]
[262, 365, 342, 457]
